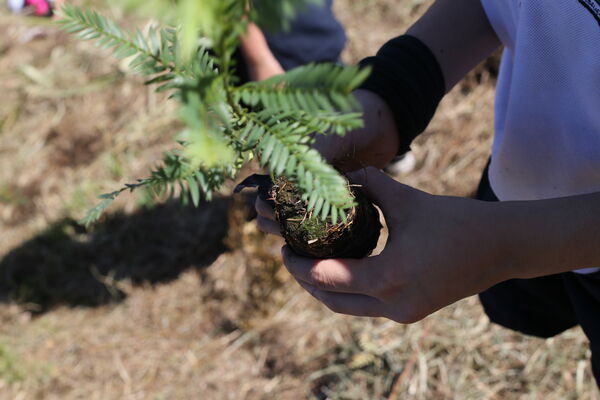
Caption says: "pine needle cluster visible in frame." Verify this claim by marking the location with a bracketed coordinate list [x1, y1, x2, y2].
[57, 1, 369, 226]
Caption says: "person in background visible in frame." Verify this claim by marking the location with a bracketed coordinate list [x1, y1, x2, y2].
[236, 0, 346, 83]
[6, 0, 61, 17]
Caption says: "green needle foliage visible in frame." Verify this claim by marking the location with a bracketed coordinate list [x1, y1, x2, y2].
[57, 1, 369, 227]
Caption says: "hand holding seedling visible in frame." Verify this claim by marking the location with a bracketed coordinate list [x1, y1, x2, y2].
[255, 88, 399, 236]
[273, 167, 600, 323]
[273, 167, 511, 323]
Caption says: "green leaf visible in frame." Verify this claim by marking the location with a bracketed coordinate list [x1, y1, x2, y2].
[62, 1, 362, 225]
[187, 176, 200, 206]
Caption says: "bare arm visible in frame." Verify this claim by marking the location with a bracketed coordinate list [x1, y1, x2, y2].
[239, 23, 285, 81]
[496, 192, 600, 279]
[320, 0, 501, 169]
[407, 0, 501, 91]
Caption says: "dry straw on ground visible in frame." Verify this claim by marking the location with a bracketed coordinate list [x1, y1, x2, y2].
[0, 1, 598, 399]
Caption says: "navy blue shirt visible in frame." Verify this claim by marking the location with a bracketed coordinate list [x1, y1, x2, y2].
[256, 0, 347, 70]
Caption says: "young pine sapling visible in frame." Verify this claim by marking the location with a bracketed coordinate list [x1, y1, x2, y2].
[57, 0, 382, 258]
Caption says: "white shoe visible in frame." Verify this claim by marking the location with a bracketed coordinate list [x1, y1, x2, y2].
[385, 152, 416, 175]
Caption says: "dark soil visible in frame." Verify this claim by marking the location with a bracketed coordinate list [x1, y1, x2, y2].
[273, 176, 381, 259]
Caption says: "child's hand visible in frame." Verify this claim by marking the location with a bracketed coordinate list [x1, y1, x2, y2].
[280, 167, 510, 323]
[311, 90, 400, 171]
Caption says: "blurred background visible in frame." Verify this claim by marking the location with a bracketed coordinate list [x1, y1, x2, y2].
[0, 1, 597, 398]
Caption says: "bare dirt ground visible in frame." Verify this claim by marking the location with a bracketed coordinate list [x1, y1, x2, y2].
[0, 1, 598, 399]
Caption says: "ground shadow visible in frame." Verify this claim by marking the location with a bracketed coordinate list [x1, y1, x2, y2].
[0, 197, 233, 313]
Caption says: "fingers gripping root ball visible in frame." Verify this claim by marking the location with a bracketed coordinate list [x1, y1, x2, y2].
[236, 174, 382, 259]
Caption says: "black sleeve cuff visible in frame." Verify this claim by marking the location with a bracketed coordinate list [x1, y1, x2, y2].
[358, 35, 446, 156]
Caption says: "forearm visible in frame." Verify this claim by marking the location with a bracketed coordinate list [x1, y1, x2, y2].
[407, 0, 501, 91]
[492, 193, 600, 280]
[240, 23, 275, 65]
[240, 23, 284, 81]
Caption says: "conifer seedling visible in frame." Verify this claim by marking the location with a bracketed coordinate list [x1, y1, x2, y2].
[57, 0, 382, 258]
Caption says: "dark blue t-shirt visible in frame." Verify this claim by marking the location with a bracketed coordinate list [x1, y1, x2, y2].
[256, 0, 347, 70]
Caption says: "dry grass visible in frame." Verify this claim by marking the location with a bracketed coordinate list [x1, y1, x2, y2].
[0, 1, 598, 399]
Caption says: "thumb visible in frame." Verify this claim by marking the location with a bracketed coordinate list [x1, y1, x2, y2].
[346, 167, 405, 217]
